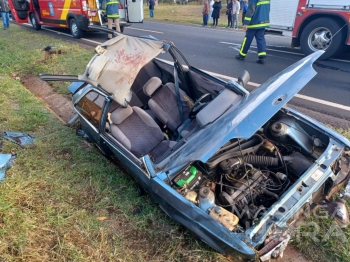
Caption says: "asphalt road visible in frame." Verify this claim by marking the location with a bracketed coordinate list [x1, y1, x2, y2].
[21, 20, 350, 128]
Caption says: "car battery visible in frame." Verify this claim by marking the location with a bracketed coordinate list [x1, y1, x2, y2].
[173, 166, 202, 190]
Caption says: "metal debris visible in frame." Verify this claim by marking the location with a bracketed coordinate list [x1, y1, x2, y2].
[318, 198, 350, 228]
[0, 154, 12, 182]
[0, 131, 35, 148]
[259, 234, 291, 261]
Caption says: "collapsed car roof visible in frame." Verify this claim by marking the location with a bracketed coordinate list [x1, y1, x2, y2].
[78, 35, 167, 106]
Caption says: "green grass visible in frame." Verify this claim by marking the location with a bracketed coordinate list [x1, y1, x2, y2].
[0, 24, 228, 261]
[0, 25, 93, 95]
[143, 3, 243, 27]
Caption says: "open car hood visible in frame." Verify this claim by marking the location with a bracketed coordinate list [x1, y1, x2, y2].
[79, 35, 165, 106]
[160, 51, 324, 172]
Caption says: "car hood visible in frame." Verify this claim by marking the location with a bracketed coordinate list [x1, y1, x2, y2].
[78, 35, 165, 106]
[159, 51, 323, 172]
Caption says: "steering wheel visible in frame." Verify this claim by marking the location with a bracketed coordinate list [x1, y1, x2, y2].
[188, 93, 211, 119]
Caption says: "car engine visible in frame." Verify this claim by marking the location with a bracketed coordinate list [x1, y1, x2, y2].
[172, 114, 330, 231]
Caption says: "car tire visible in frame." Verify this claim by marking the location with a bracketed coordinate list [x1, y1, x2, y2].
[70, 18, 83, 39]
[300, 18, 345, 60]
[30, 13, 41, 30]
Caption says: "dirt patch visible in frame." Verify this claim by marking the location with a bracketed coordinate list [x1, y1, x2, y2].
[21, 75, 76, 123]
[281, 245, 309, 262]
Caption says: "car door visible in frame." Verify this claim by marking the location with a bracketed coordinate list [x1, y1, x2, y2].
[74, 89, 106, 144]
[75, 91, 151, 189]
[8, 0, 32, 23]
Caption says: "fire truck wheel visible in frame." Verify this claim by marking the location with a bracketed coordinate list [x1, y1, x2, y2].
[30, 13, 41, 31]
[300, 18, 345, 60]
[70, 18, 83, 39]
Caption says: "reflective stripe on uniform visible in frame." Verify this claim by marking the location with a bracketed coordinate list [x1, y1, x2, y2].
[244, 17, 252, 21]
[257, 1, 269, 5]
[107, 1, 119, 4]
[258, 52, 266, 56]
[247, 23, 269, 28]
[239, 37, 247, 56]
[107, 14, 120, 18]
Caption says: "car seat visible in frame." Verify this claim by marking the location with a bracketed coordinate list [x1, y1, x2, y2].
[109, 105, 176, 161]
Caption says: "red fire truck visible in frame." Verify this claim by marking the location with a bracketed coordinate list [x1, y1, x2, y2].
[8, 0, 143, 38]
[268, 0, 350, 59]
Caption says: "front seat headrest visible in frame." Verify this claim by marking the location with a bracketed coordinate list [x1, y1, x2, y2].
[143, 77, 162, 97]
[110, 105, 133, 124]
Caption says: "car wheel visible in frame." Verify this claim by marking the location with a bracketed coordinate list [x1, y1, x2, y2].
[70, 18, 83, 39]
[30, 13, 41, 30]
[300, 18, 345, 60]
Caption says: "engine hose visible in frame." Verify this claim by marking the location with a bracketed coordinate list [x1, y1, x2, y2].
[261, 188, 279, 200]
[206, 135, 264, 170]
[244, 155, 279, 167]
[219, 155, 279, 174]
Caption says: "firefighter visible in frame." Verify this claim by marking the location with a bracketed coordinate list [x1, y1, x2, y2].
[235, 0, 270, 64]
[102, 0, 121, 39]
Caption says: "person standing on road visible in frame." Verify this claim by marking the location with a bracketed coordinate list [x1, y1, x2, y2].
[149, 0, 155, 18]
[242, 0, 248, 24]
[231, 0, 240, 29]
[235, 0, 270, 64]
[0, 0, 10, 30]
[211, 0, 222, 27]
[104, 0, 120, 39]
[226, 0, 232, 28]
[209, 0, 214, 23]
[202, 0, 210, 26]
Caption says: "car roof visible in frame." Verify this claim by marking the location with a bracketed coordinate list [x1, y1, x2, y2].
[78, 35, 165, 107]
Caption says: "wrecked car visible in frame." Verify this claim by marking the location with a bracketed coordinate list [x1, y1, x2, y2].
[40, 35, 350, 261]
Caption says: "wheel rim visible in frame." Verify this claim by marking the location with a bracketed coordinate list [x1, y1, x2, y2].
[31, 15, 36, 27]
[71, 22, 78, 36]
[308, 27, 332, 52]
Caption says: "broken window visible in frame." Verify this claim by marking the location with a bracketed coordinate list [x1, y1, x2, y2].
[75, 91, 105, 129]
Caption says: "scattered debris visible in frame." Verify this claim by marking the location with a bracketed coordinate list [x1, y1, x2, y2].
[0, 131, 35, 148]
[318, 198, 350, 228]
[259, 234, 291, 261]
[42, 45, 56, 52]
[76, 127, 90, 140]
[132, 205, 143, 215]
[42, 46, 62, 60]
[0, 154, 12, 182]
[0, 131, 34, 182]
[344, 177, 350, 199]
[97, 216, 108, 221]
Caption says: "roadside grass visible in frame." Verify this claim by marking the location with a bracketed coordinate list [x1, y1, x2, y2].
[143, 3, 243, 28]
[0, 24, 228, 261]
[0, 25, 93, 95]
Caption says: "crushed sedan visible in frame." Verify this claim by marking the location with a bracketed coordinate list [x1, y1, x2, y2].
[40, 35, 350, 261]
